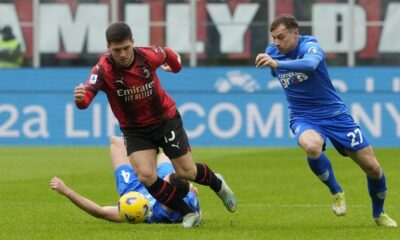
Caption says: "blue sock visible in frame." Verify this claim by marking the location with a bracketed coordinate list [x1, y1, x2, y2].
[307, 153, 342, 194]
[367, 172, 386, 218]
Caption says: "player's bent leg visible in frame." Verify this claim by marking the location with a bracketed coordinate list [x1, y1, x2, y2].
[129, 150, 158, 186]
[345, 146, 382, 179]
[171, 153, 237, 213]
[109, 136, 131, 170]
[299, 130, 345, 216]
[332, 192, 346, 216]
[215, 173, 237, 213]
[375, 213, 398, 227]
[182, 212, 202, 228]
[169, 151, 198, 180]
[346, 147, 393, 223]
[298, 129, 324, 159]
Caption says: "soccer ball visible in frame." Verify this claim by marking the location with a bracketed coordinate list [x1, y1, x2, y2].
[118, 191, 150, 223]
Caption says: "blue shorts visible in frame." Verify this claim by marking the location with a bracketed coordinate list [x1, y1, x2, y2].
[114, 162, 175, 196]
[290, 113, 370, 156]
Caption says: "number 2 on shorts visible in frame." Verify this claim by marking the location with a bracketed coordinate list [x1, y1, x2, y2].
[347, 128, 364, 147]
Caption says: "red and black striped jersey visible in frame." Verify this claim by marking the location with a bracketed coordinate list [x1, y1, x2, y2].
[76, 46, 181, 128]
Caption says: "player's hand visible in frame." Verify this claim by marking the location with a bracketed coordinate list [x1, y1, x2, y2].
[255, 53, 278, 69]
[189, 183, 199, 196]
[50, 176, 68, 195]
[74, 83, 86, 103]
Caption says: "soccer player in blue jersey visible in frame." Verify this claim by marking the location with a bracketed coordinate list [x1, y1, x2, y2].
[50, 136, 200, 225]
[255, 14, 397, 227]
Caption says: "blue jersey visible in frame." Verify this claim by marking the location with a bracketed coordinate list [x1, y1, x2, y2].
[115, 164, 200, 224]
[265, 35, 347, 121]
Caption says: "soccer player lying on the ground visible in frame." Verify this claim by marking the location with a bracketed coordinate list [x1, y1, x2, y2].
[255, 14, 397, 227]
[50, 136, 200, 224]
[73, 22, 236, 227]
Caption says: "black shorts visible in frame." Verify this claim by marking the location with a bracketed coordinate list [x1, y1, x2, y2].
[120, 111, 191, 159]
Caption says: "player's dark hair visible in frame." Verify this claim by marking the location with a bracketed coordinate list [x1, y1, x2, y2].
[106, 22, 132, 44]
[169, 173, 190, 198]
[270, 14, 299, 32]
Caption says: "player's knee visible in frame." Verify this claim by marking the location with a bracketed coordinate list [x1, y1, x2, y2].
[110, 136, 123, 147]
[301, 141, 323, 158]
[138, 172, 157, 186]
[365, 164, 382, 179]
[134, 167, 157, 186]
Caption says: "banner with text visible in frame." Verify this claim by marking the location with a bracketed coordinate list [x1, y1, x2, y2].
[0, 67, 399, 146]
[1, 0, 400, 66]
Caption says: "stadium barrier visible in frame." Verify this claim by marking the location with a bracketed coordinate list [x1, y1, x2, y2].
[0, 67, 399, 146]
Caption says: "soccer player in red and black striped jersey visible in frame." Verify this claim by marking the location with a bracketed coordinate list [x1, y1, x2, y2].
[73, 22, 236, 228]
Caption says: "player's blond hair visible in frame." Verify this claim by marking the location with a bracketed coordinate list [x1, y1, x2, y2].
[270, 14, 299, 32]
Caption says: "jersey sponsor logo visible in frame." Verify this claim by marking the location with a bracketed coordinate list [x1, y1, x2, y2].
[277, 72, 309, 88]
[116, 81, 155, 101]
[89, 74, 98, 84]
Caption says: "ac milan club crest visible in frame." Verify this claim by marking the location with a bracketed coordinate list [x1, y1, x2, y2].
[142, 67, 151, 80]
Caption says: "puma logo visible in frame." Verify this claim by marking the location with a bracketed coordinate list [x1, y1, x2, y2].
[115, 77, 124, 84]
[171, 142, 180, 149]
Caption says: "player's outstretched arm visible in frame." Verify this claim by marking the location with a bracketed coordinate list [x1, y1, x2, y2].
[276, 54, 320, 72]
[50, 177, 123, 223]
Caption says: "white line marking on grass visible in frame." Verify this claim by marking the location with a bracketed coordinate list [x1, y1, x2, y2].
[243, 204, 369, 208]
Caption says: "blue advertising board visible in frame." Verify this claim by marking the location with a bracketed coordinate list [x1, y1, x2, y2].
[0, 67, 399, 146]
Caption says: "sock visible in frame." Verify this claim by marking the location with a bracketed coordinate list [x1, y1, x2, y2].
[367, 172, 387, 218]
[194, 163, 222, 192]
[307, 153, 342, 194]
[146, 177, 194, 215]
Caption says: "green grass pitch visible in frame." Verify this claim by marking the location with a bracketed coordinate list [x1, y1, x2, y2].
[0, 147, 399, 239]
